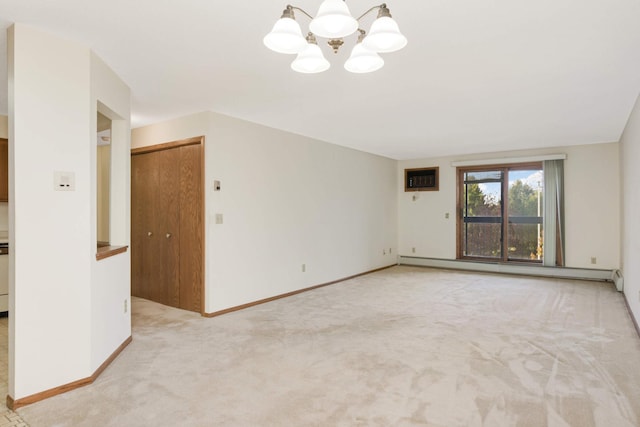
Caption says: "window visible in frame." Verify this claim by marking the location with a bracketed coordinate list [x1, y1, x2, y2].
[457, 163, 544, 263]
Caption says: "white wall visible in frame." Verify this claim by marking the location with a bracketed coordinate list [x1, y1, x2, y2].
[9, 23, 91, 399]
[89, 53, 131, 371]
[132, 112, 398, 313]
[131, 112, 209, 147]
[0, 115, 7, 138]
[8, 24, 131, 400]
[620, 93, 640, 326]
[398, 142, 620, 270]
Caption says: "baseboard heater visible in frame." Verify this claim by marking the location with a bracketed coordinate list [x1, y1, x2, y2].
[398, 256, 624, 292]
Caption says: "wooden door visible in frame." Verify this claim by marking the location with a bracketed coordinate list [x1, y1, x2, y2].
[151, 148, 180, 307]
[131, 153, 150, 300]
[178, 144, 203, 312]
[131, 137, 203, 313]
[0, 139, 8, 202]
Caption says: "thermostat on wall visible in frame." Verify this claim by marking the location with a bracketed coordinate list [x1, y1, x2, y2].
[54, 171, 75, 191]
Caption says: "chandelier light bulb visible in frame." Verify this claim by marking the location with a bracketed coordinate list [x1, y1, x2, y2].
[362, 15, 407, 53]
[291, 38, 331, 74]
[263, 16, 308, 54]
[309, 0, 359, 38]
[344, 42, 384, 73]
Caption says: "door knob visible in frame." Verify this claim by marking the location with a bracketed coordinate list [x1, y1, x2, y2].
[166, 233, 172, 239]
[147, 231, 153, 236]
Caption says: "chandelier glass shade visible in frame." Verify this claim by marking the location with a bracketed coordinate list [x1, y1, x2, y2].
[309, 0, 359, 38]
[264, 1, 406, 74]
[344, 31, 384, 73]
[291, 34, 331, 73]
[263, 16, 308, 54]
[362, 15, 407, 53]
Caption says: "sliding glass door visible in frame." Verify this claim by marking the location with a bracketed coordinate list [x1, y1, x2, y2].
[507, 168, 543, 261]
[458, 163, 543, 263]
[460, 170, 503, 258]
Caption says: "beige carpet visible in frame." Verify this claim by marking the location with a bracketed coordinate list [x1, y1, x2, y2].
[16, 266, 640, 426]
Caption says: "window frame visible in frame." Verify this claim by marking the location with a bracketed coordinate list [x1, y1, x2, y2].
[456, 161, 543, 263]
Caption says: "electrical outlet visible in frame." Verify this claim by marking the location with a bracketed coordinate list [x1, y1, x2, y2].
[302, 264, 306, 272]
[124, 299, 128, 313]
[590, 257, 597, 265]
[445, 212, 450, 219]
[383, 249, 386, 255]
[412, 247, 416, 253]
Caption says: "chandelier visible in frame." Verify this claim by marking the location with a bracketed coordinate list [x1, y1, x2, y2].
[264, 0, 407, 74]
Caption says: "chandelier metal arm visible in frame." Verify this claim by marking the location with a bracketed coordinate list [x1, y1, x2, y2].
[354, 4, 386, 22]
[354, 28, 367, 43]
[286, 5, 314, 21]
[286, 3, 388, 24]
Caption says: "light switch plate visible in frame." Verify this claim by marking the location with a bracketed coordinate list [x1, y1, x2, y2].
[54, 171, 75, 191]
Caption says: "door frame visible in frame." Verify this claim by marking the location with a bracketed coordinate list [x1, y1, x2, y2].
[131, 135, 205, 314]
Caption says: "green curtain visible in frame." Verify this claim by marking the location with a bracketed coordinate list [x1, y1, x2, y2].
[543, 160, 565, 266]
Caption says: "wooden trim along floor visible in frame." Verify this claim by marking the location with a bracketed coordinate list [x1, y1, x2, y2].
[6, 336, 133, 410]
[204, 264, 396, 318]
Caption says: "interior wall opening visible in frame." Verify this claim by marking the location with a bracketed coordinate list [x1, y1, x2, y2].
[97, 111, 111, 248]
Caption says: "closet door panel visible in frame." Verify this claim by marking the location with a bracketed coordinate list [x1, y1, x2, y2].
[131, 153, 154, 300]
[131, 137, 204, 313]
[153, 148, 181, 308]
[178, 144, 203, 312]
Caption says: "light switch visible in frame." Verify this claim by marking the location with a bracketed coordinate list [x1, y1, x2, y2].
[54, 171, 75, 191]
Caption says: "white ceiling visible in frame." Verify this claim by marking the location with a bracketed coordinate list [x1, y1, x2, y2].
[1, 0, 640, 159]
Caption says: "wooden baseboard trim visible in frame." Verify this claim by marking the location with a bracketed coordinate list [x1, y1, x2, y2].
[623, 292, 640, 339]
[93, 335, 133, 379]
[204, 264, 396, 318]
[7, 335, 132, 410]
